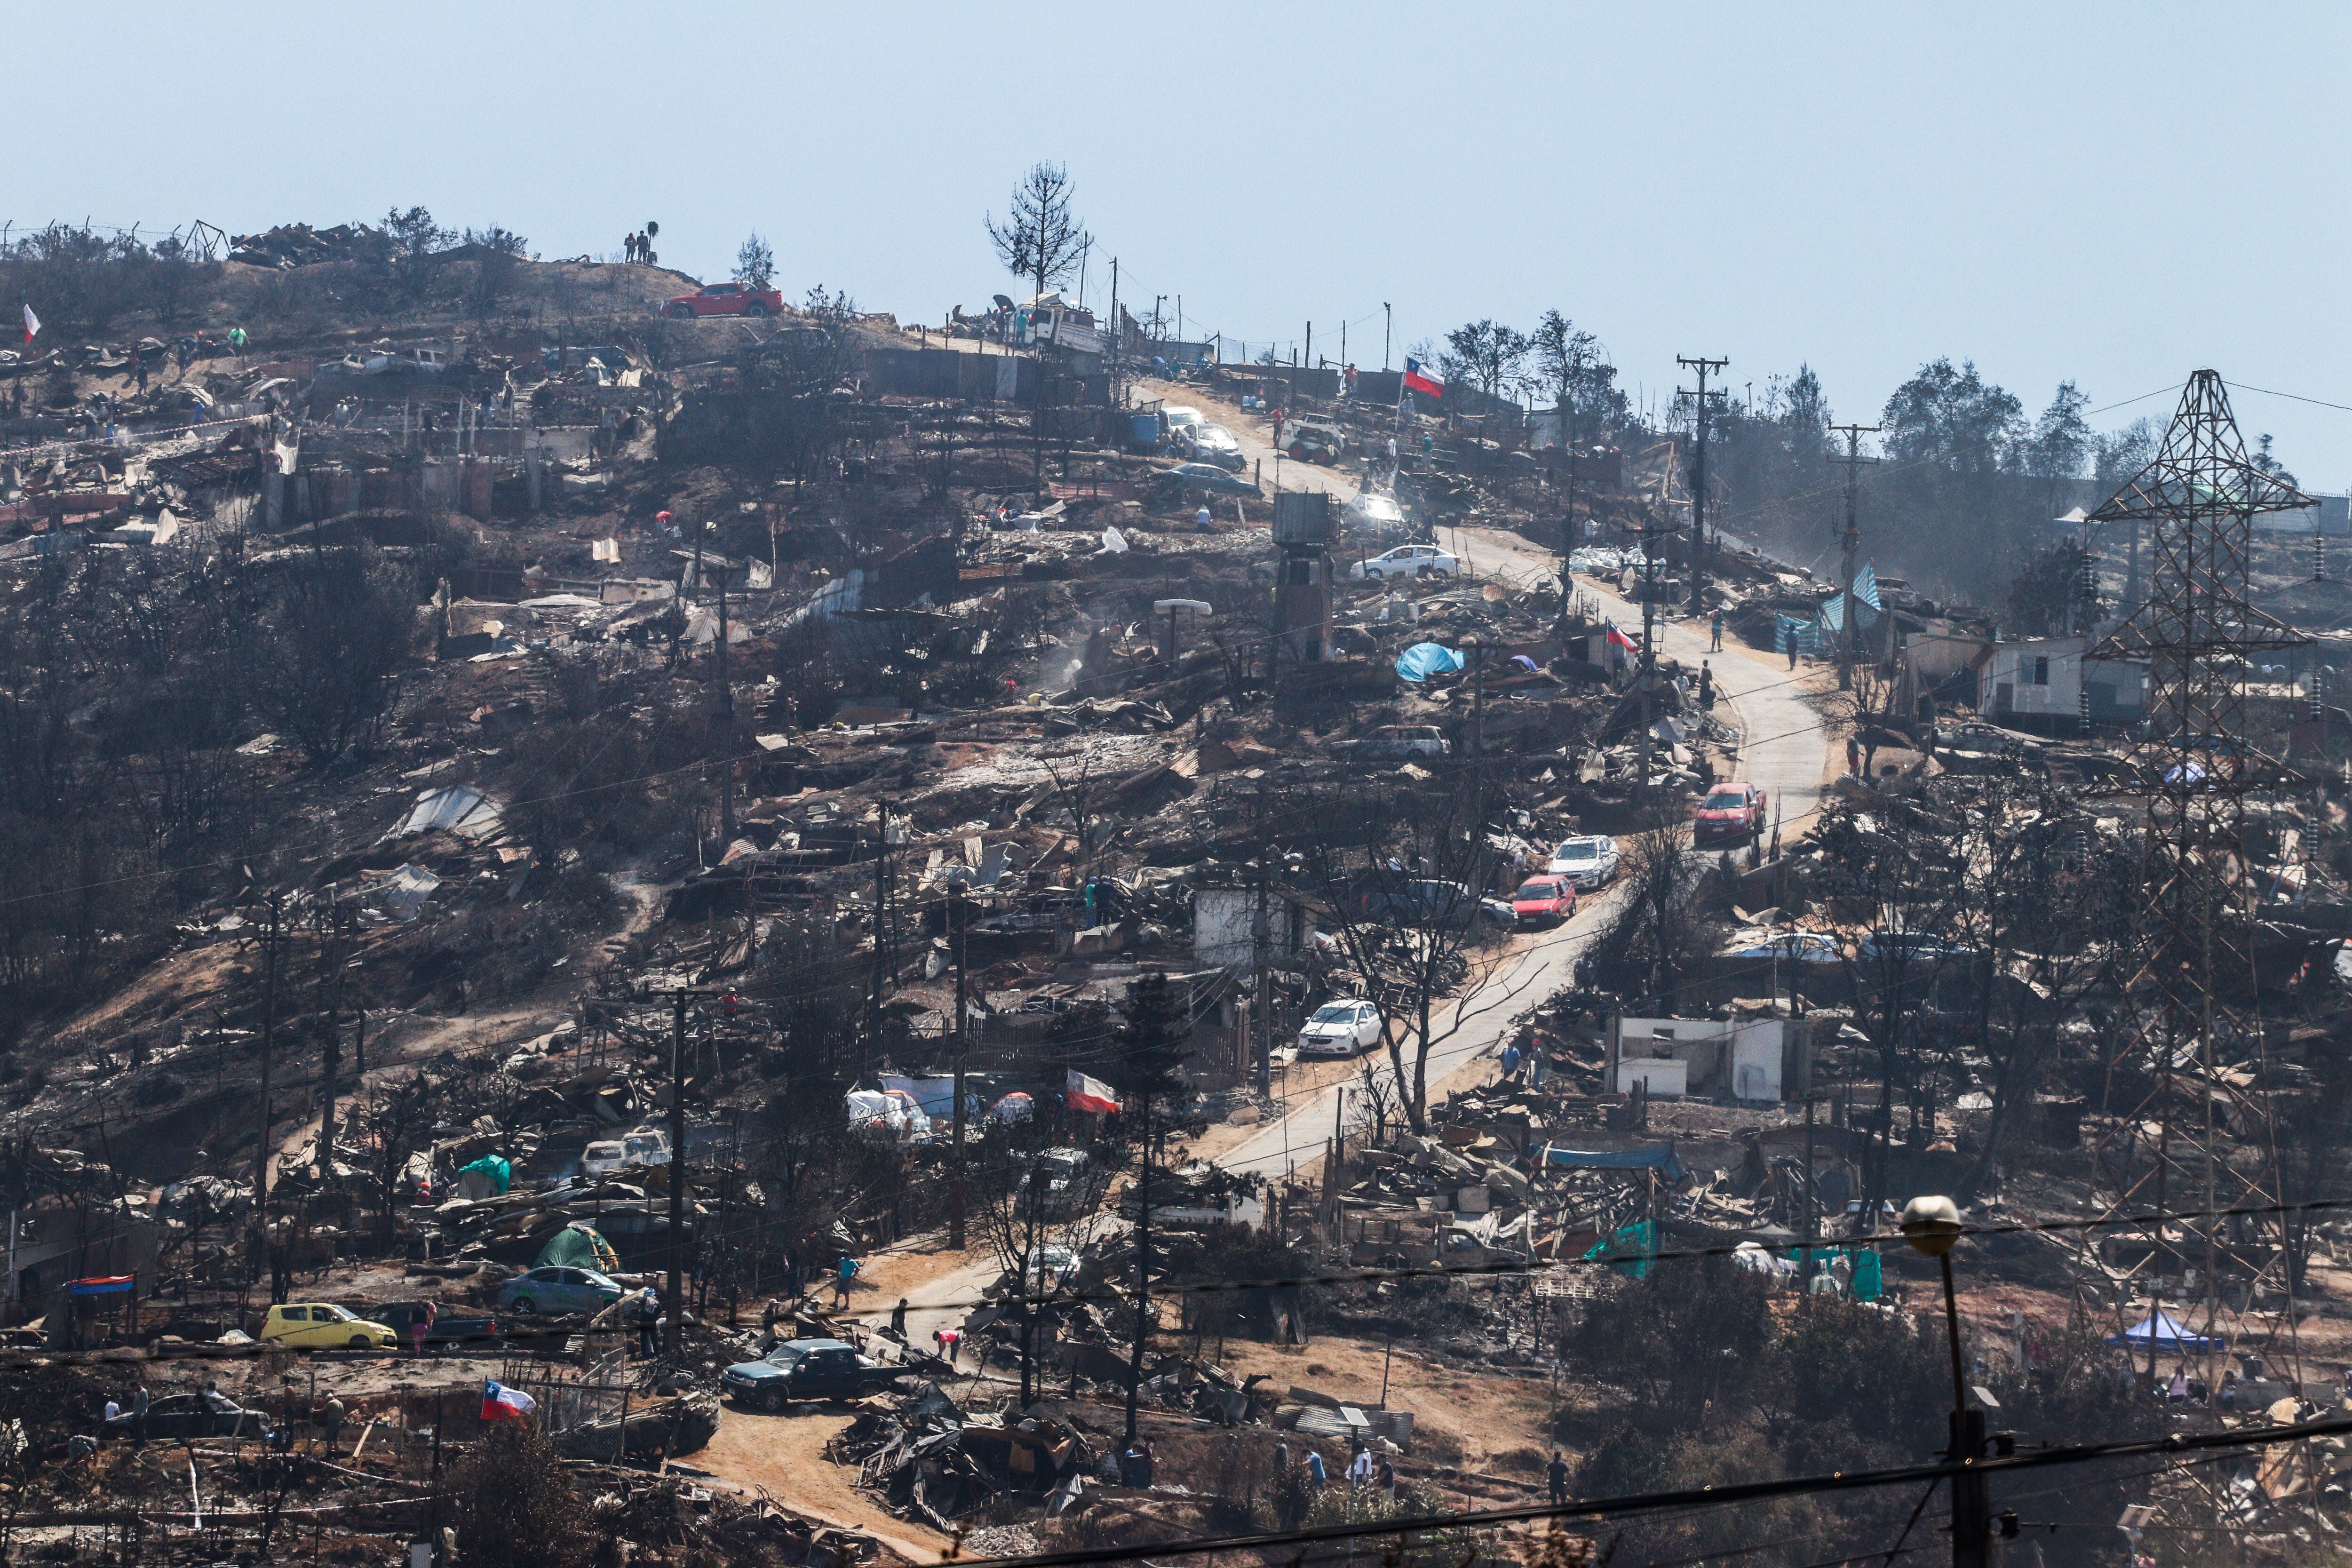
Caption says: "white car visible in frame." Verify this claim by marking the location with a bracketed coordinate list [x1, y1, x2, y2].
[582, 1126, 672, 1177]
[1546, 835, 1621, 890]
[1349, 545, 1460, 582]
[1163, 406, 1204, 433]
[1343, 492, 1406, 531]
[1181, 422, 1247, 470]
[1296, 999, 1384, 1059]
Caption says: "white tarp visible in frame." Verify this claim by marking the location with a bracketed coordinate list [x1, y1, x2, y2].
[384, 785, 504, 842]
[845, 1089, 931, 1138]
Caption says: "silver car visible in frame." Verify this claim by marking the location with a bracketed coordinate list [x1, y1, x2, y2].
[1546, 835, 1620, 890]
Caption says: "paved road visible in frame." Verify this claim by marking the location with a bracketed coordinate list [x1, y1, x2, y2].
[1135, 379, 1837, 1178]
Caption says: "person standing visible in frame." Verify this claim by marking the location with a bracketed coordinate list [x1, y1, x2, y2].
[410, 1299, 435, 1359]
[1305, 1449, 1327, 1488]
[1196, 503, 1212, 531]
[889, 1297, 909, 1338]
[1787, 631, 1798, 671]
[1375, 1456, 1396, 1499]
[1699, 662, 1714, 711]
[833, 1252, 858, 1309]
[1846, 735, 1861, 775]
[132, 1384, 150, 1444]
[321, 1394, 345, 1454]
[635, 1287, 661, 1358]
[1710, 609, 1725, 652]
[1547, 1449, 1570, 1504]
[1348, 1444, 1374, 1492]
[103, 1395, 121, 1425]
[1499, 1040, 1522, 1085]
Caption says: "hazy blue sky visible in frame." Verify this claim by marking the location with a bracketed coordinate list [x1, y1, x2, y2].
[15, 4, 2351, 483]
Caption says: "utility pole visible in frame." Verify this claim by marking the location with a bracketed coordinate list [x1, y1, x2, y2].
[869, 801, 893, 1059]
[1305, 322, 1312, 373]
[1252, 852, 1272, 1097]
[1828, 422, 1879, 692]
[714, 561, 733, 844]
[1109, 258, 1119, 407]
[254, 890, 285, 1218]
[1383, 303, 1391, 372]
[665, 990, 688, 1357]
[1677, 356, 1727, 615]
[1636, 511, 1666, 805]
[950, 888, 969, 1249]
[318, 909, 346, 1180]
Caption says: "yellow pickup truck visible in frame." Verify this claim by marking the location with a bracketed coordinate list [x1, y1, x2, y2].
[259, 1303, 400, 1350]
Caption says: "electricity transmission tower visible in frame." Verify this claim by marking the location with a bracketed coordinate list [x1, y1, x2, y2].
[2082, 370, 2314, 1378]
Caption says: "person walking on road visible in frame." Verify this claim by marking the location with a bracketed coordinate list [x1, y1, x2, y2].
[1710, 609, 1724, 651]
[1700, 661, 1714, 711]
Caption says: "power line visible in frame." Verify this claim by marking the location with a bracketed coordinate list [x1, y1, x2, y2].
[946, 1410, 2352, 1568]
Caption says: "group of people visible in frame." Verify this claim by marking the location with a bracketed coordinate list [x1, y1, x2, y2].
[1271, 1435, 1397, 1498]
[621, 231, 658, 266]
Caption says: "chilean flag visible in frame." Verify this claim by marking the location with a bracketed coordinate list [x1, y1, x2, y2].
[1401, 356, 1444, 400]
[21, 304, 39, 347]
[1066, 1070, 1121, 1116]
[481, 1378, 537, 1423]
[1605, 621, 1638, 653]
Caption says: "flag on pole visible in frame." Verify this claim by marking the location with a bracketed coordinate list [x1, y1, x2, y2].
[1401, 356, 1445, 400]
[21, 304, 39, 346]
[1065, 1070, 1120, 1116]
[480, 1378, 537, 1423]
[1605, 621, 1639, 653]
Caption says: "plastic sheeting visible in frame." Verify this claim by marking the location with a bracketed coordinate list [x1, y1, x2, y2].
[458, 1154, 512, 1194]
[385, 785, 503, 842]
[536, 1223, 622, 1274]
[1395, 642, 1465, 682]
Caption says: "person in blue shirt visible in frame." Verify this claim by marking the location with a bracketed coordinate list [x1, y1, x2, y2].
[1305, 1449, 1327, 1487]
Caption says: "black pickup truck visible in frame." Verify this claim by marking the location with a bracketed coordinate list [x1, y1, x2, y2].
[376, 1301, 501, 1350]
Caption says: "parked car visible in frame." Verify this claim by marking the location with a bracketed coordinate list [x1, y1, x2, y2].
[376, 1300, 501, 1349]
[1150, 462, 1261, 498]
[721, 1338, 891, 1412]
[1728, 931, 1842, 963]
[1936, 721, 2024, 756]
[1296, 999, 1384, 1059]
[1546, 835, 1621, 889]
[1343, 491, 1407, 532]
[661, 282, 785, 319]
[495, 1266, 624, 1317]
[259, 1303, 400, 1351]
[1335, 724, 1452, 760]
[1178, 422, 1247, 470]
[1349, 545, 1460, 582]
[583, 1127, 672, 1177]
[1162, 406, 1205, 433]
[1510, 875, 1577, 925]
[103, 1389, 266, 1443]
[1692, 781, 1768, 844]
[1016, 1147, 1101, 1219]
[1281, 421, 1347, 463]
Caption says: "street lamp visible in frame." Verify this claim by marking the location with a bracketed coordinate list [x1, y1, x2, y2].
[1901, 1194, 1993, 1568]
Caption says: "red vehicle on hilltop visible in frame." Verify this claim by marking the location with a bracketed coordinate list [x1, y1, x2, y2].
[661, 282, 785, 319]
[1693, 780, 1769, 844]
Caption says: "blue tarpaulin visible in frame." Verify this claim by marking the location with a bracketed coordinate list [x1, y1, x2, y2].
[1776, 615, 1823, 655]
[67, 1276, 135, 1296]
[1540, 1143, 1689, 1183]
[1395, 642, 1466, 682]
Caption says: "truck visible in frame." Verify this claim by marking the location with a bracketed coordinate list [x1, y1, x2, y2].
[376, 1300, 503, 1350]
[661, 282, 786, 319]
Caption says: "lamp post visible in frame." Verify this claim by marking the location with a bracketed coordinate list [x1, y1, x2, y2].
[1901, 1195, 1993, 1568]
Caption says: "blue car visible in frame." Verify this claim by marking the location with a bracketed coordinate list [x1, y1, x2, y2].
[495, 1265, 623, 1316]
[721, 1338, 892, 1412]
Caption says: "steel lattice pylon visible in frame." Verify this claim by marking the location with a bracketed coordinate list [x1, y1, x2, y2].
[2082, 371, 2312, 1359]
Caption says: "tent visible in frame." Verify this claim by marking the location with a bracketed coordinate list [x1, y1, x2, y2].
[458, 1154, 512, 1196]
[1395, 642, 1466, 682]
[2106, 1311, 2225, 1353]
[536, 1223, 622, 1275]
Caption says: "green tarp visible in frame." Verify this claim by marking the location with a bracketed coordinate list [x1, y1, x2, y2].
[536, 1223, 621, 1274]
[459, 1154, 512, 1194]
[1583, 1220, 1657, 1280]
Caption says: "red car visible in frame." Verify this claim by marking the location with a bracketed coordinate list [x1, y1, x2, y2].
[661, 282, 785, 319]
[1693, 780, 1769, 844]
[1510, 875, 1577, 925]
